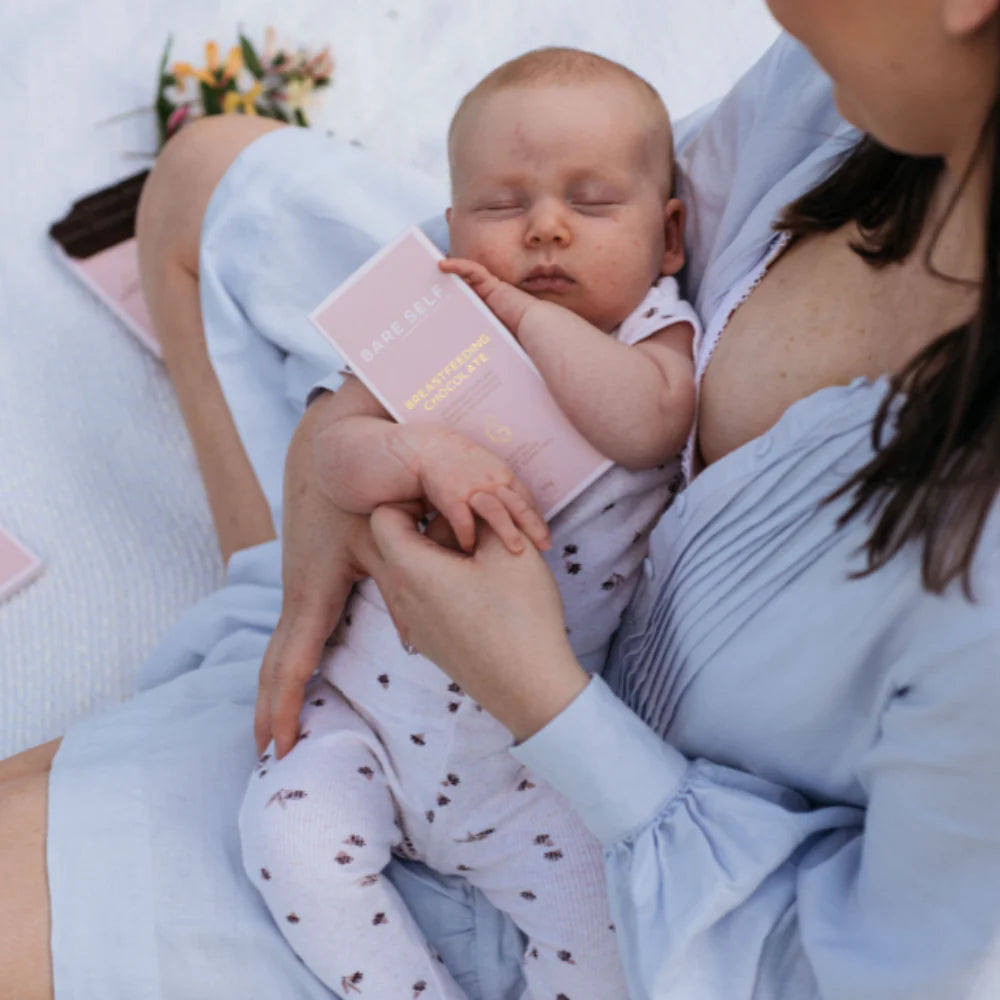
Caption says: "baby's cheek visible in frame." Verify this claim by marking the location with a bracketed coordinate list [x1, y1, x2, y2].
[470, 248, 520, 286]
[454, 219, 526, 282]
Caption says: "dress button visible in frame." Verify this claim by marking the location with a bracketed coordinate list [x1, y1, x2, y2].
[643, 558, 654, 581]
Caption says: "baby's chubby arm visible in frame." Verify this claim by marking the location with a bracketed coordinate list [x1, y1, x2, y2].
[314, 375, 550, 554]
[440, 258, 696, 469]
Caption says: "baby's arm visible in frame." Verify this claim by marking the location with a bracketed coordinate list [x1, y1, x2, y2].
[314, 375, 550, 553]
[440, 258, 695, 469]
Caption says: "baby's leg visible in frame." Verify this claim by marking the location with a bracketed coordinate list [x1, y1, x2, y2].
[452, 767, 627, 1000]
[238, 681, 466, 998]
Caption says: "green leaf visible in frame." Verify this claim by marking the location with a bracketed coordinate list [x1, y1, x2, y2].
[155, 35, 174, 148]
[157, 35, 173, 84]
[155, 96, 175, 149]
[200, 80, 223, 116]
[240, 34, 264, 79]
[294, 108, 308, 127]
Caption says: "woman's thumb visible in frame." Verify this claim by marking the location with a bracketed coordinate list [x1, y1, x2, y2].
[369, 502, 439, 563]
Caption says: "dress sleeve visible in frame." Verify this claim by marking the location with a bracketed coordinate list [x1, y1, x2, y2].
[512, 638, 1000, 1000]
[673, 34, 849, 309]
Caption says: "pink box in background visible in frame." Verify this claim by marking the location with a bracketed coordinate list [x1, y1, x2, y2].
[309, 228, 611, 519]
[53, 238, 160, 356]
[0, 527, 43, 604]
[49, 170, 160, 357]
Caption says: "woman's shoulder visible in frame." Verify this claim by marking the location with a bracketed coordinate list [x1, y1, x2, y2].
[675, 34, 858, 317]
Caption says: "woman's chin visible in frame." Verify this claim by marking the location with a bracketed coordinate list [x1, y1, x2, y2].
[833, 89, 947, 159]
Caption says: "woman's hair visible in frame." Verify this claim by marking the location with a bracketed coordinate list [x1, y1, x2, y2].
[777, 106, 998, 596]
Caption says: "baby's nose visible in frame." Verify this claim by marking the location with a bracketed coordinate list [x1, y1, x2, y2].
[526, 202, 571, 247]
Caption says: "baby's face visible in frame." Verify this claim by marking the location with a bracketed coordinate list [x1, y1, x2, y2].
[447, 79, 680, 332]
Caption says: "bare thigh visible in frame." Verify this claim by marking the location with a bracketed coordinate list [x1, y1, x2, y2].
[0, 772, 53, 1000]
[136, 115, 287, 566]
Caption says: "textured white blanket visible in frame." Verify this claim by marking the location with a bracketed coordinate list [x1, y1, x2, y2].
[0, 0, 777, 756]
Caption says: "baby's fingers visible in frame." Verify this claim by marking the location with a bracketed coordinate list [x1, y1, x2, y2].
[440, 499, 477, 553]
[468, 491, 524, 554]
[439, 257, 495, 292]
[498, 483, 551, 551]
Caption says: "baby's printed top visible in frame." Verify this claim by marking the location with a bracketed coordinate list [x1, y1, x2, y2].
[545, 276, 700, 673]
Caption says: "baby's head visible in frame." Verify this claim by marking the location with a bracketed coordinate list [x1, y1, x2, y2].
[446, 48, 685, 332]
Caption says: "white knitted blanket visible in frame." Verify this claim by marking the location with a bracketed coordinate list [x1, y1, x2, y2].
[0, 0, 777, 756]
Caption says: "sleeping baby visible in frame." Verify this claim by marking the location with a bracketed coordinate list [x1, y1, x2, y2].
[239, 46, 700, 999]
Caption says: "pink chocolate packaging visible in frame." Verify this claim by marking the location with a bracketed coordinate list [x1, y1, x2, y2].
[309, 227, 611, 520]
[53, 238, 160, 357]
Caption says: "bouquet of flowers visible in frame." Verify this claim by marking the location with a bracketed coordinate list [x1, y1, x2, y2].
[49, 29, 335, 358]
[155, 28, 334, 149]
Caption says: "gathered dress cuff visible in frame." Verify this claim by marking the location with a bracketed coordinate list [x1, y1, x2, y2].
[510, 675, 690, 846]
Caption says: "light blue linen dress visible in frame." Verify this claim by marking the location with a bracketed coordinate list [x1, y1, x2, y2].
[47, 34, 1000, 999]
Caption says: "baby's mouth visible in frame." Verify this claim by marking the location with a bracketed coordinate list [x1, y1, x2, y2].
[519, 266, 575, 294]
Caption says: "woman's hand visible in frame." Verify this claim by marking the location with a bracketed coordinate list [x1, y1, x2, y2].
[254, 394, 382, 758]
[399, 423, 551, 555]
[367, 503, 590, 742]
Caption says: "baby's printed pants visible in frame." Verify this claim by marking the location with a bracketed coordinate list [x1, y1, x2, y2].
[239, 581, 626, 999]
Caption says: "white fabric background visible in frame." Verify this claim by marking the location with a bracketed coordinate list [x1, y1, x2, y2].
[0, 0, 778, 757]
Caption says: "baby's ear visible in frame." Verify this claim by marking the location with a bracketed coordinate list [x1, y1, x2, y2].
[659, 198, 686, 277]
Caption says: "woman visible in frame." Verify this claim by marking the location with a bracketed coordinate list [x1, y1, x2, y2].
[2, 1, 997, 996]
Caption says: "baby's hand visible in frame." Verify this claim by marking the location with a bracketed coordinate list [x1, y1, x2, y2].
[439, 257, 532, 335]
[406, 424, 550, 554]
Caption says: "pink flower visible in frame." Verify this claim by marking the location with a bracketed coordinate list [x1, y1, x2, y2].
[166, 104, 191, 136]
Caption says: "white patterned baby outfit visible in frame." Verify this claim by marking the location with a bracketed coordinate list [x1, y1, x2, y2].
[239, 276, 700, 999]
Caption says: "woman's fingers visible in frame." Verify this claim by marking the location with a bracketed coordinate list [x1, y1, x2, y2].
[271, 634, 320, 758]
[370, 501, 446, 564]
[252, 683, 271, 757]
[255, 618, 327, 757]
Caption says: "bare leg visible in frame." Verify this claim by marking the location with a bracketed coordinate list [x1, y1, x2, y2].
[0, 773, 53, 999]
[0, 118, 296, 997]
[0, 739, 60, 783]
[136, 115, 287, 566]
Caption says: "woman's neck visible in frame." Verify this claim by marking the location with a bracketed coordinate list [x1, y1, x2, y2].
[929, 128, 993, 286]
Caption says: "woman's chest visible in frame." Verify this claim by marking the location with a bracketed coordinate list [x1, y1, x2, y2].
[611, 479, 920, 807]
[696, 228, 962, 467]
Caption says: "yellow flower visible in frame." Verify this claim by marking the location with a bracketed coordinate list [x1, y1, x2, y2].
[222, 81, 264, 115]
[172, 41, 241, 93]
[222, 46, 242, 81]
[171, 61, 215, 91]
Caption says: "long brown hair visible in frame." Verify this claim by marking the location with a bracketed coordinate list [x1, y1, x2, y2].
[776, 109, 998, 596]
